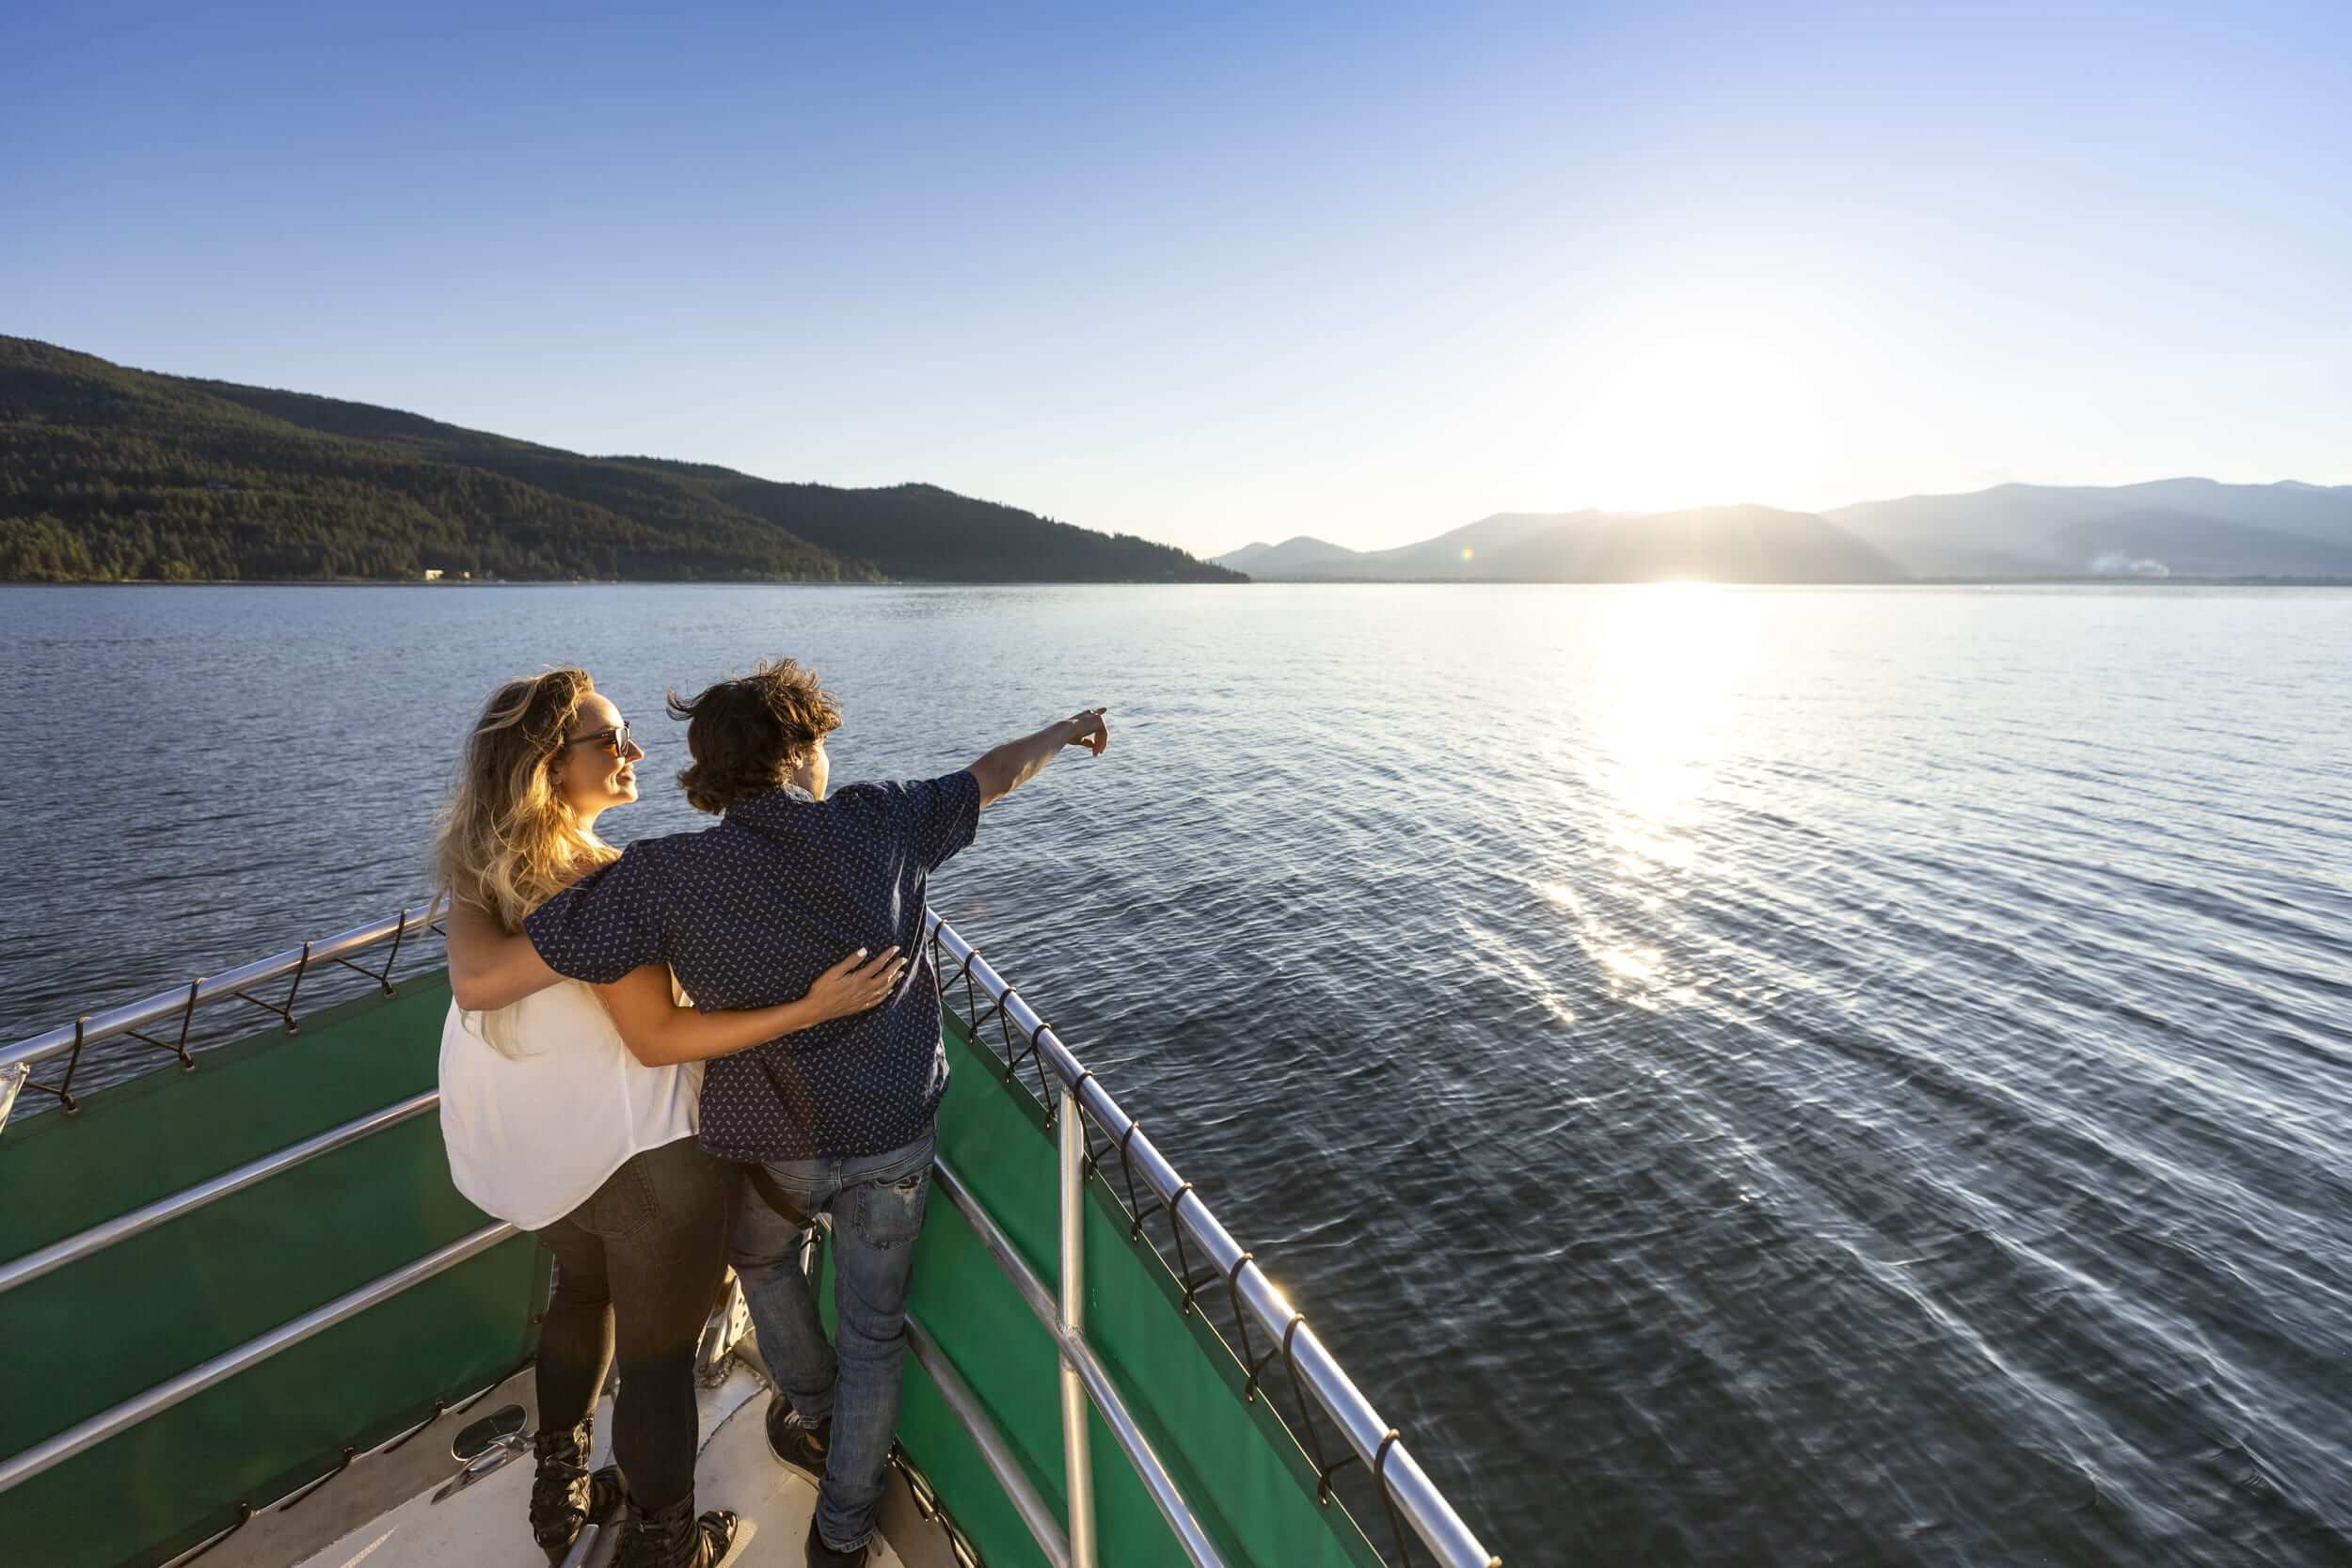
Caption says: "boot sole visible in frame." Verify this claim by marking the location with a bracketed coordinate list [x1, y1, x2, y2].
[764, 1412, 827, 1488]
[767, 1444, 825, 1488]
[707, 1513, 750, 1568]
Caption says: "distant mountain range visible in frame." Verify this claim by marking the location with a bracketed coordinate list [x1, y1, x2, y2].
[0, 337, 1241, 584]
[11, 334, 2344, 587]
[1216, 481, 2352, 582]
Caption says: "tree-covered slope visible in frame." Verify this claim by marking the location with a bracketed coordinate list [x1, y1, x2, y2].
[650, 462, 1230, 582]
[0, 338, 1240, 584]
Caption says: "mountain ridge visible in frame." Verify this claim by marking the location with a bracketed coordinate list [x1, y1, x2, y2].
[1215, 479, 2352, 581]
[0, 337, 1242, 584]
[1216, 535, 1359, 575]
[1825, 478, 2352, 579]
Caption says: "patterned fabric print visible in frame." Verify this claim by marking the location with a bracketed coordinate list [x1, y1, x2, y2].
[525, 771, 981, 1161]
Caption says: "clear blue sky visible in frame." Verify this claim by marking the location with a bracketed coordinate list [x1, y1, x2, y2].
[6, 2, 2347, 556]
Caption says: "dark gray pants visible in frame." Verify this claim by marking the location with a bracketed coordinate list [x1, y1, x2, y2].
[535, 1135, 739, 1510]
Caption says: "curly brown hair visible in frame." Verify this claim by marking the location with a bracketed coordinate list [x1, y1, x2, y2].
[669, 657, 842, 814]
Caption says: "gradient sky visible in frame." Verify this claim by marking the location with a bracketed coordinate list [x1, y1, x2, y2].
[6, 2, 2348, 557]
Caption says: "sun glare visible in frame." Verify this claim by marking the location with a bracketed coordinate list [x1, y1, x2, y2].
[1587, 582, 1742, 865]
[1555, 317, 1844, 515]
[1542, 583, 1756, 1011]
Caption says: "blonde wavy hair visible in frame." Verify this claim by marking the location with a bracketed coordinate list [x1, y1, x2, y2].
[432, 667, 619, 1053]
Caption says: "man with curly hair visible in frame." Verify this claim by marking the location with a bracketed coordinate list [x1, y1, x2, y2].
[515, 657, 1109, 1568]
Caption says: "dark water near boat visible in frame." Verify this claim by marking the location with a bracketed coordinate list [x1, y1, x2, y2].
[6, 582, 2351, 1567]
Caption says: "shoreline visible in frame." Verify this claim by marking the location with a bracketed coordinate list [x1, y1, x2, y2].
[7, 576, 2350, 590]
[0, 576, 1239, 589]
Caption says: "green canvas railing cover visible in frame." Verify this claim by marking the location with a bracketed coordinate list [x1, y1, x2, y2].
[834, 1006, 1387, 1568]
[3, 972, 1386, 1568]
[0, 977, 546, 1568]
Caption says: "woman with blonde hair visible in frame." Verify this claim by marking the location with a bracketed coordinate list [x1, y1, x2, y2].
[434, 667, 902, 1568]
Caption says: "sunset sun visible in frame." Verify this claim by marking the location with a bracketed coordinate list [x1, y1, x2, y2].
[1559, 325, 1844, 515]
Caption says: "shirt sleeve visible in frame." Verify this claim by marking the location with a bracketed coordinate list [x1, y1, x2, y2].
[524, 841, 669, 983]
[898, 769, 981, 874]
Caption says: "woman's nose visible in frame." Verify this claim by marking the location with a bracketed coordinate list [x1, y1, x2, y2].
[625, 739, 645, 762]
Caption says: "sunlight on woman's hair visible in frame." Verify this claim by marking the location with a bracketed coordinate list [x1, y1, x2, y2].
[429, 666, 618, 1054]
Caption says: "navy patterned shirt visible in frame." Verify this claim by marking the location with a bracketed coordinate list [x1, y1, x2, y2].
[524, 770, 981, 1162]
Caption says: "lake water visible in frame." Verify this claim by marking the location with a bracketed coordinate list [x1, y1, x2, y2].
[5, 582, 2350, 1567]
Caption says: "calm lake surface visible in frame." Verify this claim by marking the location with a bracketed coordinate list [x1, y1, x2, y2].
[5, 582, 2350, 1567]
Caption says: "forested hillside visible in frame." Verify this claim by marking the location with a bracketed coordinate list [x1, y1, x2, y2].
[0, 338, 1240, 584]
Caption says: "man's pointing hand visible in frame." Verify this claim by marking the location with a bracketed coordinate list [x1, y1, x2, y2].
[1064, 707, 1109, 757]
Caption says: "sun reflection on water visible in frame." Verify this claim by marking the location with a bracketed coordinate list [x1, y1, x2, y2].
[1553, 583, 1758, 1009]
[1587, 582, 1744, 847]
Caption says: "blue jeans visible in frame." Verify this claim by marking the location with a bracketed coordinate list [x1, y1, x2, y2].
[730, 1129, 934, 1552]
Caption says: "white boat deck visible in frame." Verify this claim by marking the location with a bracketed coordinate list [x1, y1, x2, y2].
[183, 1350, 952, 1568]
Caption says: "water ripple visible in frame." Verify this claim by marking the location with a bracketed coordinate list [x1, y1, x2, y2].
[4, 582, 2350, 1567]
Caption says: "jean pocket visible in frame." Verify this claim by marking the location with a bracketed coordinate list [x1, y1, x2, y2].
[850, 1164, 930, 1251]
[585, 1157, 661, 1243]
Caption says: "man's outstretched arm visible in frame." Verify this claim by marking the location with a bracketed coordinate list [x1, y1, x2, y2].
[966, 707, 1108, 808]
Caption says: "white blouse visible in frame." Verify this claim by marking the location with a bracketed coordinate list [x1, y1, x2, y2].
[437, 980, 702, 1231]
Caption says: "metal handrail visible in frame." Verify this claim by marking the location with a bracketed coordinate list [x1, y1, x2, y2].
[0, 1221, 516, 1495]
[1, 899, 1499, 1565]
[0, 900, 446, 1079]
[927, 912, 1501, 1568]
[0, 1091, 440, 1295]
[907, 1315, 1074, 1568]
[1057, 1077, 1101, 1568]
[933, 1156, 1232, 1568]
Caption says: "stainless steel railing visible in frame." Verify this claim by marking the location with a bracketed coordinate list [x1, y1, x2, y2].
[0, 1091, 440, 1295]
[0, 899, 448, 1126]
[0, 903, 483, 1507]
[0, 901, 1500, 1568]
[0, 1222, 516, 1495]
[905, 1315, 1074, 1568]
[926, 912, 1501, 1568]
[931, 1153, 1232, 1568]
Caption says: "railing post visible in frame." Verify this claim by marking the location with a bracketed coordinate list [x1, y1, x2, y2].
[1057, 1085, 1098, 1568]
[929, 913, 1495, 1568]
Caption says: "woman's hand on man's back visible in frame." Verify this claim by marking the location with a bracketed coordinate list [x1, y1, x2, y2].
[804, 945, 909, 1023]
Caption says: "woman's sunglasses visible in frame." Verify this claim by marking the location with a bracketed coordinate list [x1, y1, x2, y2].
[564, 721, 635, 759]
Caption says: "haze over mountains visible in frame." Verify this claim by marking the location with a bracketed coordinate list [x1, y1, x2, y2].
[0, 338, 1240, 584]
[8, 335, 2348, 587]
[1216, 481, 2352, 582]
